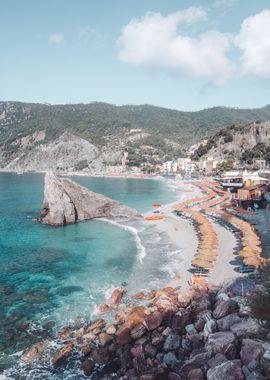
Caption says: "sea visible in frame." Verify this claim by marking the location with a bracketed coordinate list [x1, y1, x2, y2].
[0, 172, 184, 377]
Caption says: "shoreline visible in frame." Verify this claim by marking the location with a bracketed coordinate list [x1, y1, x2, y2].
[0, 168, 165, 181]
[2, 176, 268, 378]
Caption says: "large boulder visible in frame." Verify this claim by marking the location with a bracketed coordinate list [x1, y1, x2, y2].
[51, 343, 73, 365]
[205, 332, 238, 359]
[230, 319, 265, 338]
[183, 351, 212, 370]
[240, 339, 265, 366]
[213, 299, 238, 319]
[207, 360, 244, 380]
[106, 288, 126, 308]
[216, 313, 242, 331]
[42, 172, 140, 226]
[163, 333, 181, 351]
[145, 311, 163, 331]
[21, 340, 49, 363]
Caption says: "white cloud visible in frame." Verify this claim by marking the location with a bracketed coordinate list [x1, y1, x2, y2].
[235, 9, 270, 78]
[117, 7, 234, 85]
[49, 33, 64, 44]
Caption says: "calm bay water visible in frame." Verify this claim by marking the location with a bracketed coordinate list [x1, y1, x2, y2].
[0, 173, 183, 368]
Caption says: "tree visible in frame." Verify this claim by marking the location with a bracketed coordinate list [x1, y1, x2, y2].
[246, 263, 270, 328]
[216, 158, 234, 172]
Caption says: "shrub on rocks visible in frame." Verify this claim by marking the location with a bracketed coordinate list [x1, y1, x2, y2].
[247, 282, 270, 329]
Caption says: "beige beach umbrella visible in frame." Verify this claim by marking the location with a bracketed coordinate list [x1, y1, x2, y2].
[239, 251, 256, 258]
[243, 257, 261, 267]
[192, 258, 214, 269]
[198, 255, 216, 262]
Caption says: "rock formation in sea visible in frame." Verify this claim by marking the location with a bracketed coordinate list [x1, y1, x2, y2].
[41, 172, 141, 226]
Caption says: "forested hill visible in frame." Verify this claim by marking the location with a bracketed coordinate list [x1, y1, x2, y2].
[1, 101, 270, 171]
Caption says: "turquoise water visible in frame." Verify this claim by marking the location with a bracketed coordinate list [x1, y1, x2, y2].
[0, 173, 183, 367]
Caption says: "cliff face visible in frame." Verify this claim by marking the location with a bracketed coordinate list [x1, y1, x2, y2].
[42, 172, 141, 226]
[194, 122, 270, 160]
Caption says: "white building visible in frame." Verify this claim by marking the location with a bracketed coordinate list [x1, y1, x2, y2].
[200, 157, 220, 173]
[163, 161, 173, 173]
[177, 158, 191, 171]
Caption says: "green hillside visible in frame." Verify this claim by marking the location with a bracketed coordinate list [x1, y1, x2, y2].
[1, 101, 270, 167]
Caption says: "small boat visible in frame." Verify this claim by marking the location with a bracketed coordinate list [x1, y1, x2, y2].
[145, 215, 165, 221]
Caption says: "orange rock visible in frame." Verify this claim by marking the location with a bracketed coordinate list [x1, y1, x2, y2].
[98, 332, 113, 346]
[132, 291, 147, 300]
[115, 311, 128, 323]
[106, 287, 126, 307]
[85, 319, 105, 333]
[21, 340, 49, 363]
[58, 327, 72, 340]
[147, 290, 157, 300]
[116, 306, 149, 344]
[177, 291, 195, 307]
[106, 325, 116, 335]
[145, 311, 163, 331]
[98, 303, 110, 314]
[153, 295, 177, 313]
[124, 306, 149, 329]
[162, 287, 176, 295]
[52, 343, 73, 365]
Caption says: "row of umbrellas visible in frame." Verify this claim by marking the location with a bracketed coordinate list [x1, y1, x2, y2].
[219, 210, 266, 268]
[175, 180, 266, 272]
[190, 208, 218, 270]
[174, 183, 219, 271]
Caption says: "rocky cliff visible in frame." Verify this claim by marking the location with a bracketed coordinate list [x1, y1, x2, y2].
[42, 172, 141, 226]
[193, 121, 270, 160]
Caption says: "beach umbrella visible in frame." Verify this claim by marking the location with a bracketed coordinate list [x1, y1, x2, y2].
[199, 247, 216, 256]
[238, 251, 255, 258]
[243, 257, 262, 267]
[228, 277, 256, 297]
[192, 258, 213, 269]
[198, 255, 215, 263]
[152, 203, 161, 208]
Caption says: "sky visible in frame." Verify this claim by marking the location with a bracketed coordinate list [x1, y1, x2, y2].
[0, 0, 270, 111]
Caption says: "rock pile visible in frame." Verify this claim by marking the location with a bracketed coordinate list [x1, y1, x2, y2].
[21, 280, 270, 379]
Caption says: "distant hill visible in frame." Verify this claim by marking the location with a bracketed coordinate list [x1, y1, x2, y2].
[191, 121, 270, 163]
[1, 101, 270, 171]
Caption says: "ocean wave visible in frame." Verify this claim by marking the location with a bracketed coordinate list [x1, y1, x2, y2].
[100, 218, 146, 263]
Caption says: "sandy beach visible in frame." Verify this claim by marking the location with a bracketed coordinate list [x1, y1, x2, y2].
[144, 180, 247, 291]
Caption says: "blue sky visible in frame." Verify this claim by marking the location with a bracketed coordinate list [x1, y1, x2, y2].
[0, 0, 270, 110]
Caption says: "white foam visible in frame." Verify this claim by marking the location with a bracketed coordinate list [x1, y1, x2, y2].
[100, 218, 146, 263]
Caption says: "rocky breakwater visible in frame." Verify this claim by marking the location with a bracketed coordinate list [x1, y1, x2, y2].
[41, 172, 141, 226]
[20, 279, 270, 380]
